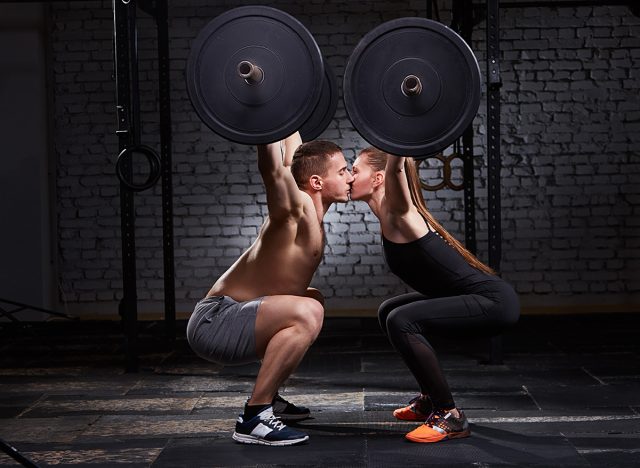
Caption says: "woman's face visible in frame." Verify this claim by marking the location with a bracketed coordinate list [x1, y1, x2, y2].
[350, 154, 378, 201]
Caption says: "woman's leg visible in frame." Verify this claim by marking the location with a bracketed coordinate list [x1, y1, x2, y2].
[377, 292, 428, 336]
[385, 295, 491, 409]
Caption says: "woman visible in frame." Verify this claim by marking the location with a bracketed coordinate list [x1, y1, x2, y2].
[350, 147, 520, 443]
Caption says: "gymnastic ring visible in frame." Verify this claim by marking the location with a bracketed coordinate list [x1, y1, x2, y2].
[115, 144, 161, 192]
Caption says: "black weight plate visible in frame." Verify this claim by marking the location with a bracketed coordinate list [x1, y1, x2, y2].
[343, 18, 481, 157]
[186, 6, 324, 144]
[300, 59, 338, 141]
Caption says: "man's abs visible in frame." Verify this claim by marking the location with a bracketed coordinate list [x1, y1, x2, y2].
[207, 242, 321, 302]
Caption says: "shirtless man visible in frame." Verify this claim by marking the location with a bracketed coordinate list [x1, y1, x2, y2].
[187, 132, 353, 446]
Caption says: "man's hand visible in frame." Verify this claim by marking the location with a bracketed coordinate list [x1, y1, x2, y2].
[282, 132, 302, 168]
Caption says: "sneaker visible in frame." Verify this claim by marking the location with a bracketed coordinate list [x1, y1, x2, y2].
[393, 395, 433, 421]
[272, 393, 311, 421]
[405, 408, 471, 443]
[232, 406, 309, 446]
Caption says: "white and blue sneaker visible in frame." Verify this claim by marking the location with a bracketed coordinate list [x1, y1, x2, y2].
[232, 406, 309, 446]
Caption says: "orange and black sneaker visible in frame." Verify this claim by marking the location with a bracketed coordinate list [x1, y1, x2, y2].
[393, 395, 433, 421]
[405, 408, 470, 443]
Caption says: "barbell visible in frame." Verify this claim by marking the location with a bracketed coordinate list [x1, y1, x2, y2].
[186, 7, 481, 157]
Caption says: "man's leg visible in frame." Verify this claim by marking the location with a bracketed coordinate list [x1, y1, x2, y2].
[249, 294, 324, 405]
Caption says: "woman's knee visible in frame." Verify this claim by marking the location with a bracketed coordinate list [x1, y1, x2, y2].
[385, 308, 405, 334]
[377, 298, 396, 333]
[493, 282, 521, 329]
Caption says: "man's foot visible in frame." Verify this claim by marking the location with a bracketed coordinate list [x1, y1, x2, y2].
[393, 395, 433, 421]
[232, 406, 309, 446]
[272, 393, 311, 421]
[405, 408, 470, 443]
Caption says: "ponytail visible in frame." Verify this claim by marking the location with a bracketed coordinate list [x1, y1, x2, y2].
[405, 160, 495, 275]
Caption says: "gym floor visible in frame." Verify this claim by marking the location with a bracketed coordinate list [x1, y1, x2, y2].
[1, 313, 639, 467]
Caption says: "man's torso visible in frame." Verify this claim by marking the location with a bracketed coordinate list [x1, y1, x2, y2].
[208, 193, 324, 301]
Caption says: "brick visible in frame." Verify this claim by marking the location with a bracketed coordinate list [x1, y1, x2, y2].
[48, 2, 640, 312]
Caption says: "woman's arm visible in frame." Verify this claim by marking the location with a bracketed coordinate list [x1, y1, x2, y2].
[384, 156, 413, 214]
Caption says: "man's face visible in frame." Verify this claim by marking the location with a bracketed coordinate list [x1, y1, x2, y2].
[320, 152, 354, 203]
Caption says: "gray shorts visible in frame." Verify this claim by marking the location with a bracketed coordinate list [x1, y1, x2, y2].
[186, 295, 263, 366]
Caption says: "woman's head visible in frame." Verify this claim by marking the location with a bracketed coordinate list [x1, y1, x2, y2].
[350, 146, 388, 201]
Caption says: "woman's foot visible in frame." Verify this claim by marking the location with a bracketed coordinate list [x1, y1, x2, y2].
[405, 408, 470, 443]
[393, 395, 433, 421]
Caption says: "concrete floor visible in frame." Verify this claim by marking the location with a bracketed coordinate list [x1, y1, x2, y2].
[1, 313, 639, 467]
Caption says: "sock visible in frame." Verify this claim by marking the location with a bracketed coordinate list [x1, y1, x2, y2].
[441, 406, 459, 418]
[243, 403, 271, 420]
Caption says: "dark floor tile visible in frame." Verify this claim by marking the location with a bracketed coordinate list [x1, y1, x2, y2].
[218, 362, 260, 377]
[568, 435, 640, 467]
[153, 435, 367, 467]
[524, 383, 640, 411]
[127, 374, 253, 395]
[294, 352, 363, 374]
[0, 376, 138, 397]
[0, 438, 167, 468]
[365, 430, 588, 467]
[467, 416, 640, 437]
[0, 394, 42, 418]
[456, 392, 539, 411]
[579, 451, 640, 468]
[517, 368, 602, 387]
[0, 415, 99, 443]
[1, 315, 640, 467]
[568, 434, 640, 450]
[20, 394, 200, 418]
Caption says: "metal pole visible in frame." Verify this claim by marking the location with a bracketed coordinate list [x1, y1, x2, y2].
[487, 0, 504, 364]
[156, 0, 176, 341]
[0, 438, 40, 468]
[113, 0, 138, 372]
[453, 0, 478, 255]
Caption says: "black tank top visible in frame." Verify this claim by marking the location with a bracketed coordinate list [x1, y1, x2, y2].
[382, 230, 499, 297]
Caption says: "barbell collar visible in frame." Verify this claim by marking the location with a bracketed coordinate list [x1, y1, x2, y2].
[237, 61, 264, 84]
[401, 75, 422, 96]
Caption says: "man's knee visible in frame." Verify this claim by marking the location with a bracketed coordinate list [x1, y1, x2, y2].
[293, 298, 324, 337]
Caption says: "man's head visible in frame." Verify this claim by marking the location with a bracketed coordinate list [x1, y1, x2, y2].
[291, 140, 354, 203]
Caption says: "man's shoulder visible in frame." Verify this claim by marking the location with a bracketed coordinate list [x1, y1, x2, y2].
[298, 189, 313, 204]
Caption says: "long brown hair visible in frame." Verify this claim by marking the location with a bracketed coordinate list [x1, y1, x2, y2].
[360, 147, 495, 275]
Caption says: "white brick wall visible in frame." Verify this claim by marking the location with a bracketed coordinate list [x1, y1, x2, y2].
[50, 1, 640, 315]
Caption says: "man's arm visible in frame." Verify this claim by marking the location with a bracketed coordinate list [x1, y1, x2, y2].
[384, 156, 413, 214]
[257, 132, 304, 221]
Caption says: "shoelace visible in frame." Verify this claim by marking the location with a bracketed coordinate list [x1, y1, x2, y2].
[264, 413, 286, 431]
[425, 409, 457, 431]
[425, 410, 444, 425]
[407, 395, 429, 414]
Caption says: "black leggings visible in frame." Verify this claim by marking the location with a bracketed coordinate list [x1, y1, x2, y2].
[378, 287, 519, 410]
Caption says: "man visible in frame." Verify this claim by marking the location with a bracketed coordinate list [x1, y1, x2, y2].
[187, 132, 353, 446]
